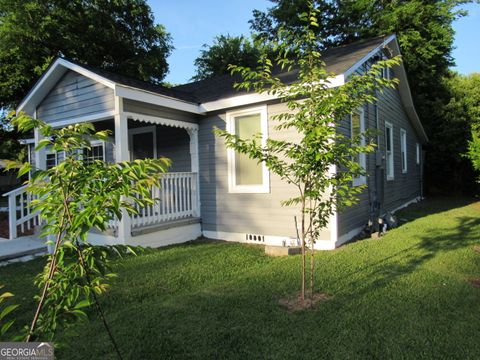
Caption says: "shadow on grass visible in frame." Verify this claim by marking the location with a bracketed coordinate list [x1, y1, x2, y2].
[336, 199, 480, 300]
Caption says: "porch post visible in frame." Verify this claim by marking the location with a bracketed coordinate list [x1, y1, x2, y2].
[33, 111, 46, 171]
[114, 96, 131, 244]
[187, 128, 201, 217]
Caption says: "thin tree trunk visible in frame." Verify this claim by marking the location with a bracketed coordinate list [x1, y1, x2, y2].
[26, 221, 65, 342]
[310, 234, 315, 306]
[301, 199, 306, 301]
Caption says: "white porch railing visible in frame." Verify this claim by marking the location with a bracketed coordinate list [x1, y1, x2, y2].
[3, 172, 199, 239]
[131, 172, 199, 229]
[3, 185, 40, 240]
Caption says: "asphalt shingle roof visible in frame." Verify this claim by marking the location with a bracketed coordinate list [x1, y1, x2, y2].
[61, 35, 390, 105]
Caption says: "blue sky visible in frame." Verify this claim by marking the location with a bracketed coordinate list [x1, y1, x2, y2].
[152, 1, 479, 85]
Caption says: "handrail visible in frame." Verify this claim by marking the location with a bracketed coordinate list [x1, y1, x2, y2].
[3, 184, 39, 240]
[3, 184, 28, 197]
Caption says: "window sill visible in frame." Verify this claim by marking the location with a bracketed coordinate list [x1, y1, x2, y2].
[228, 187, 270, 194]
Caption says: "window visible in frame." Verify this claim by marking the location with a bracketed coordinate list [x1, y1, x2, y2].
[400, 129, 407, 173]
[385, 122, 394, 180]
[351, 108, 366, 186]
[416, 143, 420, 165]
[45, 147, 65, 170]
[226, 106, 269, 193]
[83, 141, 105, 163]
[382, 66, 390, 80]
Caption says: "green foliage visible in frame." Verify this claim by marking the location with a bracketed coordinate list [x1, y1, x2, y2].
[446, 73, 480, 183]
[250, 0, 476, 193]
[10, 113, 170, 341]
[216, 4, 400, 300]
[0, 0, 173, 110]
[192, 35, 263, 81]
[0, 285, 19, 339]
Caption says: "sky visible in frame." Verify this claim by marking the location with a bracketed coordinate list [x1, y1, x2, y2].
[151, 1, 479, 85]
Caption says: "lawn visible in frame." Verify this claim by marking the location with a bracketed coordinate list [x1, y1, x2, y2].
[1, 197, 479, 359]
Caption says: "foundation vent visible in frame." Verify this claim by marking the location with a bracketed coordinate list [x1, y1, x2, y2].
[245, 233, 265, 243]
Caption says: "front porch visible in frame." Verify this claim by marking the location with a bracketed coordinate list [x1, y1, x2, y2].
[2, 105, 202, 248]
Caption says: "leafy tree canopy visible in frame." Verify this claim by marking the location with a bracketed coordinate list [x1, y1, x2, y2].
[250, 0, 475, 193]
[0, 0, 173, 110]
[445, 73, 480, 186]
[192, 35, 262, 81]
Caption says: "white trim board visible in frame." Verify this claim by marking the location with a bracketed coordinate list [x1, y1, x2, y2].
[203, 230, 336, 251]
[115, 85, 203, 115]
[46, 110, 116, 128]
[200, 74, 345, 113]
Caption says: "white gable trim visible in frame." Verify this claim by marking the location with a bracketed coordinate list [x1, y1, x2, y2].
[342, 34, 428, 143]
[343, 34, 397, 77]
[17, 58, 116, 115]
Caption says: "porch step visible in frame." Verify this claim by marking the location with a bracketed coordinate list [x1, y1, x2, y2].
[265, 245, 302, 257]
[131, 217, 201, 237]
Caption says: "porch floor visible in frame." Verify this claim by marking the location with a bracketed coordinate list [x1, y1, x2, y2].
[0, 235, 47, 263]
[131, 216, 201, 236]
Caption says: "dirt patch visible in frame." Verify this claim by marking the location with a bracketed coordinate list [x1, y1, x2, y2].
[279, 292, 332, 312]
[473, 245, 480, 253]
[468, 279, 480, 288]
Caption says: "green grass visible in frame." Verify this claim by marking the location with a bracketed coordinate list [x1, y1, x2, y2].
[1, 197, 479, 359]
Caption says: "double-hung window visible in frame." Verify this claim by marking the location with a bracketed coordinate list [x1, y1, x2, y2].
[400, 129, 407, 173]
[385, 122, 394, 180]
[83, 141, 105, 164]
[226, 106, 269, 193]
[351, 107, 366, 186]
[46, 147, 65, 170]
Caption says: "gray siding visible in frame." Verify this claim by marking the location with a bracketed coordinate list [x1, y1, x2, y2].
[123, 99, 198, 124]
[37, 71, 114, 123]
[337, 85, 423, 237]
[199, 102, 331, 241]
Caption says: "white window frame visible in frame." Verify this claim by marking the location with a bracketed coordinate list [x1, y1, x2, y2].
[400, 128, 407, 173]
[45, 147, 66, 169]
[226, 105, 270, 193]
[385, 121, 394, 181]
[128, 125, 157, 160]
[351, 107, 366, 187]
[83, 140, 106, 162]
[416, 143, 420, 165]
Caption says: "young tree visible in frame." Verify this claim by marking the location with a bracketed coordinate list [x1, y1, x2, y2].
[250, 0, 476, 193]
[216, 4, 400, 304]
[9, 113, 170, 350]
[192, 35, 262, 81]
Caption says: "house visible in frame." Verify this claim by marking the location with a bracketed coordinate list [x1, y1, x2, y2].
[4, 34, 427, 250]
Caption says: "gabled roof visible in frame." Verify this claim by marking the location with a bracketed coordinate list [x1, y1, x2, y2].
[16, 34, 427, 142]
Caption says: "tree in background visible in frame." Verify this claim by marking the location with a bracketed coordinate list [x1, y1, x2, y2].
[0, 0, 173, 111]
[192, 35, 262, 81]
[444, 73, 480, 185]
[250, 0, 476, 194]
